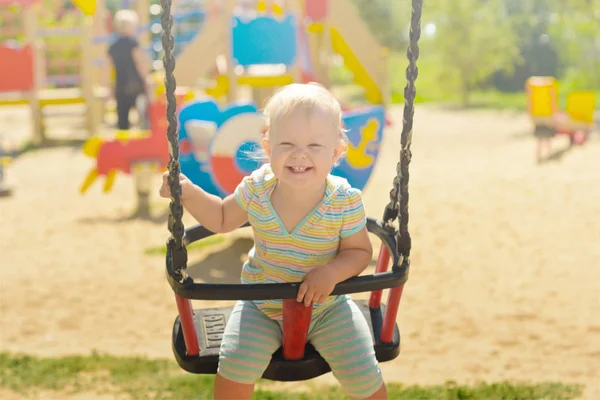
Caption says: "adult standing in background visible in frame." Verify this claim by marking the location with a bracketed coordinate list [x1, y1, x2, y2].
[107, 9, 149, 130]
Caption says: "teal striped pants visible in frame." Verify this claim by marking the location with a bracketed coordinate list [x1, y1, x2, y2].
[217, 299, 384, 399]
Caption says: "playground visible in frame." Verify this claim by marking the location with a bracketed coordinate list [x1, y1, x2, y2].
[2, 105, 599, 398]
[1, 0, 599, 399]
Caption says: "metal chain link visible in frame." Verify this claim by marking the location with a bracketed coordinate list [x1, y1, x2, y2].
[383, 0, 422, 260]
[161, 0, 187, 281]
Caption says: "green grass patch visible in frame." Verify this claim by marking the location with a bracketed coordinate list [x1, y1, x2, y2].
[144, 234, 226, 255]
[0, 352, 584, 400]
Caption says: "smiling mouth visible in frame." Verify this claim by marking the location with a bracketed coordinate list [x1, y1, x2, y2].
[287, 166, 312, 173]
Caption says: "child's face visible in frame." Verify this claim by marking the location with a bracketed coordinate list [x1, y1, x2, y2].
[263, 109, 344, 191]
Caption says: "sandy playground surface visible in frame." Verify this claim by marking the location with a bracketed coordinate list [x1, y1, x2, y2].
[1, 105, 599, 399]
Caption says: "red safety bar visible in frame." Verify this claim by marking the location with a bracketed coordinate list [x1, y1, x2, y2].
[369, 246, 391, 309]
[175, 294, 200, 356]
[282, 299, 313, 359]
[380, 284, 405, 343]
[368, 245, 405, 344]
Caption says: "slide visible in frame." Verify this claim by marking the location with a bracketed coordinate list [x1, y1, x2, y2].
[173, 14, 228, 88]
[327, 0, 387, 105]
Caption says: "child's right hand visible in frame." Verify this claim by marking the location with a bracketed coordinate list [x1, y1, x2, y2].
[159, 171, 193, 200]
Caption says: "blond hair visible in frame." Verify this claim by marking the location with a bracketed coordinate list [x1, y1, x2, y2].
[243, 83, 348, 166]
[114, 9, 139, 36]
[263, 83, 347, 143]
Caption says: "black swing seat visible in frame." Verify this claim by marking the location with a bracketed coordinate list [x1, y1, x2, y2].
[167, 218, 407, 382]
[171, 300, 400, 381]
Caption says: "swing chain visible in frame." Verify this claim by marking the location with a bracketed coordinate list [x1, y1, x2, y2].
[161, 0, 188, 282]
[382, 0, 422, 261]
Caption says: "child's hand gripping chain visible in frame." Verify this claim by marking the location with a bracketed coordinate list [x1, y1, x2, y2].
[159, 172, 192, 200]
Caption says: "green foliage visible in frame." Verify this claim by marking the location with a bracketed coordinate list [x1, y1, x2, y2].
[547, 5, 600, 90]
[376, 0, 598, 105]
[349, 0, 407, 51]
[423, 0, 522, 105]
[0, 352, 584, 400]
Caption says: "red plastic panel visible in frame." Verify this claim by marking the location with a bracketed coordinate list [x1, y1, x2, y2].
[0, 45, 34, 92]
[305, 0, 328, 21]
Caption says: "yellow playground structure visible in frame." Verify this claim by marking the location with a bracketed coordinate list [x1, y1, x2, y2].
[174, 0, 389, 108]
[526, 76, 596, 144]
[0, 0, 107, 142]
[1, 0, 389, 142]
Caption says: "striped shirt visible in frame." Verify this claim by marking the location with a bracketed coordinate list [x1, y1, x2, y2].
[234, 163, 367, 320]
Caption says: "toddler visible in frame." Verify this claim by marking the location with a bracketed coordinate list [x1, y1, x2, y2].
[159, 83, 387, 399]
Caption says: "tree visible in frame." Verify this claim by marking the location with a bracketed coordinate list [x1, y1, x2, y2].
[350, 0, 407, 50]
[425, 0, 521, 105]
[547, 0, 600, 90]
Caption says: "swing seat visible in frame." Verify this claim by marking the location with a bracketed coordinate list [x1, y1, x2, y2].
[166, 217, 408, 382]
[171, 300, 400, 381]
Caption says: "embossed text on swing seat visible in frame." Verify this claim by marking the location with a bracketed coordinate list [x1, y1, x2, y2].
[202, 314, 226, 348]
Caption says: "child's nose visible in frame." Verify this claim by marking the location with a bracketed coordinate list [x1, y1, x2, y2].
[291, 148, 308, 159]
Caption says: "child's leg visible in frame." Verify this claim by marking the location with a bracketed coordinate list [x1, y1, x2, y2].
[215, 300, 283, 400]
[309, 299, 386, 399]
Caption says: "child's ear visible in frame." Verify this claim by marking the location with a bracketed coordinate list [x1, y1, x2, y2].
[332, 140, 346, 163]
[262, 136, 271, 156]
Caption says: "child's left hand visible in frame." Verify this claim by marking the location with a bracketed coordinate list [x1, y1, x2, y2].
[297, 265, 338, 306]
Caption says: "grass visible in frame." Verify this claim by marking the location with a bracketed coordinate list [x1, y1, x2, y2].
[144, 234, 226, 255]
[0, 352, 584, 400]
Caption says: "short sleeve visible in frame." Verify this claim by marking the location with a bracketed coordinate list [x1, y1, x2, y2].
[233, 175, 255, 211]
[340, 188, 367, 238]
[130, 38, 140, 50]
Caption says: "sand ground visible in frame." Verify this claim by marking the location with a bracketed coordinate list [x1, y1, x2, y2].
[1, 105, 599, 399]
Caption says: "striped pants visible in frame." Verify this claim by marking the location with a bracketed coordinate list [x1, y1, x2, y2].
[217, 299, 384, 399]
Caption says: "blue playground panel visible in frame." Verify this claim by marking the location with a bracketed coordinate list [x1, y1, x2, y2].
[231, 14, 297, 66]
[178, 100, 260, 197]
[150, 10, 206, 58]
[333, 106, 386, 190]
[177, 100, 385, 197]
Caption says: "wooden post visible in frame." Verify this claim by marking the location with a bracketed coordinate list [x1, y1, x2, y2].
[319, 10, 331, 88]
[135, 0, 150, 59]
[23, 3, 43, 144]
[91, 0, 109, 125]
[378, 47, 390, 109]
[224, 0, 238, 103]
[80, 12, 98, 137]
[132, 161, 154, 218]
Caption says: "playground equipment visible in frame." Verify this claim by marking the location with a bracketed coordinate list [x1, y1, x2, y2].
[526, 76, 596, 145]
[79, 82, 192, 215]
[0, 137, 15, 197]
[79, 76, 192, 195]
[0, 0, 105, 143]
[79, 0, 389, 202]
[174, 0, 389, 108]
[177, 98, 385, 198]
[157, 0, 422, 382]
[175, 0, 389, 197]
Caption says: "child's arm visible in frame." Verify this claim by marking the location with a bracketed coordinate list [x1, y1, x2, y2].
[297, 227, 373, 306]
[160, 173, 247, 233]
[182, 184, 247, 233]
[328, 226, 373, 282]
[297, 188, 373, 306]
